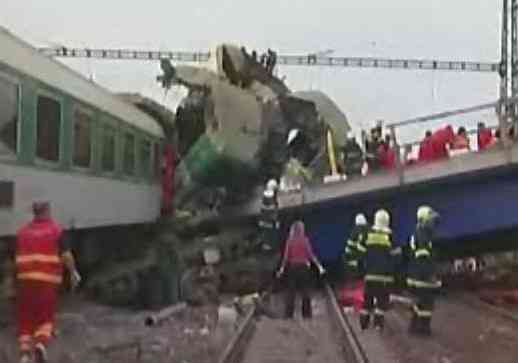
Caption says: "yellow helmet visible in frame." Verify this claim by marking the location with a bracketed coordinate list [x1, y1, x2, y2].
[417, 205, 438, 223]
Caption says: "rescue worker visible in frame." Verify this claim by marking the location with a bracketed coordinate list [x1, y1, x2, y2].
[364, 127, 382, 172]
[341, 132, 364, 177]
[477, 122, 496, 151]
[378, 134, 397, 170]
[359, 209, 399, 331]
[418, 130, 434, 163]
[277, 221, 325, 319]
[431, 125, 455, 160]
[407, 206, 441, 336]
[15, 202, 81, 363]
[449, 126, 471, 156]
[258, 179, 280, 251]
[343, 214, 369, 282]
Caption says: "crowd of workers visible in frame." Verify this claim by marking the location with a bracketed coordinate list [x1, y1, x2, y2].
[259, 179, 441, 336]
[340, 121, 499, 178]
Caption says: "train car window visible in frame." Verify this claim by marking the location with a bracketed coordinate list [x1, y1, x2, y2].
[101, 125, 116, 172]
[36, 95, 61, 162]
[73, 108, 92, 168]
[140, 139, 152, 178]
[123, 132, 135, 175]
[0, 76, 19, 156]
[0, 180, 14, 208]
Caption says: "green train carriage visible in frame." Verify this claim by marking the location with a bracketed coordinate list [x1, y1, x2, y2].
[0, 27, 179, 306]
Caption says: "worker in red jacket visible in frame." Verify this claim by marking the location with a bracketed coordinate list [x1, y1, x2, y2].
[477, 122, 496, 151]
[431, 125, 455, 159]
[418, 131, 435, 162]
[378, 135, 397, 170]
[15, 202, 81, 363]
[277, 221, 325, 319]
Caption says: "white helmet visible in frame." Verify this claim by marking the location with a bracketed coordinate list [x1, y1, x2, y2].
[417, 205, 438, 223]
[347, 130, 355, 140]
[287, 129, 300, 145]
[374, 209, 390, 231]
[266, 179, 278, 191]
[355, 213, 367, 226]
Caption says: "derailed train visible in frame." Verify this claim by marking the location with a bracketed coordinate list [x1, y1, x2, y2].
[0, 27, 350, 306]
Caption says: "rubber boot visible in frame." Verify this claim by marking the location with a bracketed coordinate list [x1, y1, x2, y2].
[374, 313, 384, 331]
[302, 298, 312, 319]
[359, 312, 371, 330]
[408, 313, 418, 335]
[421, 317, 432, 337]
[284, 292, 295, 319]
[34, 343, 48, 363]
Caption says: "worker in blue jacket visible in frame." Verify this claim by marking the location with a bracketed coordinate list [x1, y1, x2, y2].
[358, 209, 401, 331]
[258, 179, 280, 251]
[342, 213, 369, 282]
[407, 206, 442, 336]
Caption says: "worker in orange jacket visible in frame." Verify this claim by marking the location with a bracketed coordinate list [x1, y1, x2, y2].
[15, 201, 81, 363]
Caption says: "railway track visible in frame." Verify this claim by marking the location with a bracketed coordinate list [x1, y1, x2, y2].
[218, 285, 518, 363]
[217, 283, 367, 363]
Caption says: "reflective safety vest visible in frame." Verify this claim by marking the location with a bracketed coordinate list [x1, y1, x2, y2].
[360, 228, 398, 283]
[406, 225, 440, 289]
[409, 236, 432, 259]
[16, 219, 64, 285]
[343, 225, 368, 269]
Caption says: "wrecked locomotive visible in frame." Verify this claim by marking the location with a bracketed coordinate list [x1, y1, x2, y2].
[158, 44, 351, 208]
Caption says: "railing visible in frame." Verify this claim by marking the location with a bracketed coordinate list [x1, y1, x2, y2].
[385, 96, 518, 181]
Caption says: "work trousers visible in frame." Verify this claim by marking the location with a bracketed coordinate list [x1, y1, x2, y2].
[259, 226, 279, 251]
[343, 261, 361, 283]
[284, 264, 312, 319]
[360, 280, 391, 330]
[409, 288, 435, 336]
[17, 281, 58, 353]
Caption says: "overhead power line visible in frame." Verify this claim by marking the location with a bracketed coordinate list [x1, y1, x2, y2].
[38, 46, 500, 73]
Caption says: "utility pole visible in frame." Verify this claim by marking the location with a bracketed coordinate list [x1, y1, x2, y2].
[512, 0, 518, 131]
[499, 0, 510, 134]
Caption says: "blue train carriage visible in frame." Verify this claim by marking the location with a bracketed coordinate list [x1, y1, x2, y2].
[0, 27, 167, 301]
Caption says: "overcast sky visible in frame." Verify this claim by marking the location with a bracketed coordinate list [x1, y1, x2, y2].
[1, 0, 503, 142]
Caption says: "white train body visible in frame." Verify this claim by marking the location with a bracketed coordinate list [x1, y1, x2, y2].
[0, 27, 165, 237]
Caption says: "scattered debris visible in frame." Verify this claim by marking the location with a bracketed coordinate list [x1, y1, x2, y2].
[145, 302, 187, 326]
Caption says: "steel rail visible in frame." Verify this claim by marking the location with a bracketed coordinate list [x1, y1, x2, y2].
[218, 284, 368, 363]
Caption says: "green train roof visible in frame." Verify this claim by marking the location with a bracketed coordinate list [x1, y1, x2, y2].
[0, 27, 164, 138]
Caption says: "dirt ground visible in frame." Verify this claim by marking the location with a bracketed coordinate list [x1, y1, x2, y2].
[0, 295, 225, 363]
[347, 295, 518, 363]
